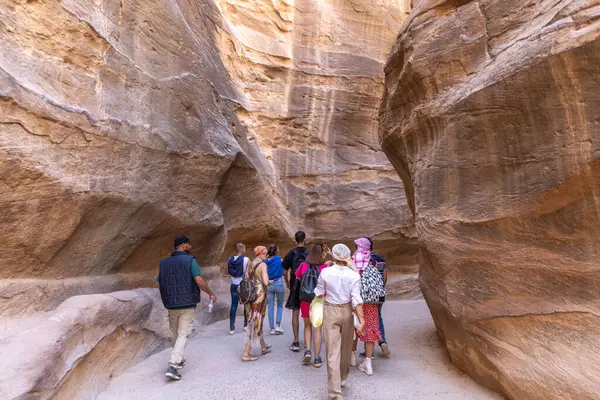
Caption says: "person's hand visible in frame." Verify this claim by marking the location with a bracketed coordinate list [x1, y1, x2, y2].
[356, 322, 365, 337]
[209, 294, 217, 303]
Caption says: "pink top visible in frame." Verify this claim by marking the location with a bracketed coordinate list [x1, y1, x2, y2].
[295, 262, 329, 279]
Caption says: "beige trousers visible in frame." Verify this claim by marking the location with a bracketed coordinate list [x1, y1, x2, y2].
[323, 303, 354, 400]
[168, 308, 195, 367]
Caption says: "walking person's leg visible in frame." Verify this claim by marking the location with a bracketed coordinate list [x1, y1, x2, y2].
[292, 309, 300, 343]
[351, 337, 358, 366]
[169, 308, 195, 373]
[275, 281, 284, 331]
[378, 303, 390, 356]
[301, 300, 312, 364]
[358, 304, 378, 375]
[230, 284, 238, 333]
[324, 305, 344, 399]
[313, 325, 323, 367]
[339, 305, 354, 385]
[168, 309, 179, 361]
[267, 285, 276, 332]
[166, 309, 182, 379]
[242, 303, 257, 361]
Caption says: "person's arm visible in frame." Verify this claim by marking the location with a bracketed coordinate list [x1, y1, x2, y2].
[194, 275, 216, 302]
[314, 272, 325, 298]
[383, 269, 388, 285]
[350, 275, 364, 336]
[354, 304, 365, 337]
[191, 259, 216, 302]
[282, 251, 293, 288]
[259, 263, 269, 286]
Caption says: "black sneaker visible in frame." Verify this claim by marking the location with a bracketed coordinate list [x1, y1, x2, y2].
[290, 342, 300, 352]
[165, 366, 181, 380]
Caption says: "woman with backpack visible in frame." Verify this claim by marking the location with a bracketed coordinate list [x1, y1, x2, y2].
[295, 243, 330, 368]
[351, 237, 383, 376]
[265, 244, 285, 335]
[241, 246, 272, 362]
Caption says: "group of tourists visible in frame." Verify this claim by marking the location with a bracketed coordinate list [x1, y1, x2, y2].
[157, 231, 390, 399]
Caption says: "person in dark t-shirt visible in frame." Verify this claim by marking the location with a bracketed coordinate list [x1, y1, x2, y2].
[282, 230, 309, 352]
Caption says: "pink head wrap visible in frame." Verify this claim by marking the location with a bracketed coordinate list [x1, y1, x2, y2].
[352, 238, 371, 271]
[354, 238, 371, 252]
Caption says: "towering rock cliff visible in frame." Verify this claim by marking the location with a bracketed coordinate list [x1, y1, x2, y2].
[380, 1, 600, 399]
[0, 0, 412, 398]
[211, 0, 415, 264]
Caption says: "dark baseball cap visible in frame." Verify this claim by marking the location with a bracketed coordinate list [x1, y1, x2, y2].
[174, 235, 190, 248]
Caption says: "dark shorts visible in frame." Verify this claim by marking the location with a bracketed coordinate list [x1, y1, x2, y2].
[285, 274, 301, 310]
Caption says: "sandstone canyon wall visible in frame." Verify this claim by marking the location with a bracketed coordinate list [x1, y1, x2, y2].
[0, 0, 412, 398]
[380, 1, 600, 399]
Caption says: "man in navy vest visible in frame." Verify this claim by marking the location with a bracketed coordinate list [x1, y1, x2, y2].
[158, 235, 216, 381]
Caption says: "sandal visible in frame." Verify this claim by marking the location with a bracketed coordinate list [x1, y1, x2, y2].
[302, 350, 312, 365]
[261, 345, 272, 355]
[242, 354, 258, 362]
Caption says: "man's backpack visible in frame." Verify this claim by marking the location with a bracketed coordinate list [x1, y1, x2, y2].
[291, 248, 308, 274]
[360, 263, 386, 304]
[228, 255, 244, 278]
[238, 262, 259, 304]
[299, 264, 320, 302]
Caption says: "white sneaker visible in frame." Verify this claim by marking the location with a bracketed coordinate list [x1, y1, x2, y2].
[270, 329, 277, 335]
[275, 326, 284, 335]
[358, 359, 373, 376]
[230, 330, 235, 335]
[244, 326, 248, 331]
[341, 380, 347, 388]
[350, 351, 357, 367]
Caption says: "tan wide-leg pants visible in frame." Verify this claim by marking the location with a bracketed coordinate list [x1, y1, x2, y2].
[168, 308, 195, 367]
[323, 303, 354, 400]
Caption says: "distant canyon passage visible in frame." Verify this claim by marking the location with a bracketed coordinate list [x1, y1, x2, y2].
[379, 1, 600, 399]
[0, 1, 414, 399]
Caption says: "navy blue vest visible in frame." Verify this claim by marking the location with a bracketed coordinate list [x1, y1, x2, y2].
[158, 251, 200, 309]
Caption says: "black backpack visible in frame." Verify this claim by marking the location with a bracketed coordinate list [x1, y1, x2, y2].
[299, 264, 320, 302]
[291, 248, 308, 274]
[227, 255, 244, 278]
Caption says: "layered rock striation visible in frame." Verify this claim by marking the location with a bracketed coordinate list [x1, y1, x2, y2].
[212, 0, 416, 266]
[380, 1, 600, 399]
[1, 0, 413, 398]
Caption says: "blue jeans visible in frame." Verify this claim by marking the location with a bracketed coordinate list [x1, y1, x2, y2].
[230, 283, 247, 331]
[378, 303, 386, 345]
[267, 279, 285, 329]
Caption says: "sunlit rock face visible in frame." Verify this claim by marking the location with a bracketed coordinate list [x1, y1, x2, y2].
[380, 1, 600, 399]
[212, 0, 416, 266]
[1, 0, 412, 398]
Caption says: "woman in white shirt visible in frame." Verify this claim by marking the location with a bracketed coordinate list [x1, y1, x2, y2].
[314, 244, 365, 400]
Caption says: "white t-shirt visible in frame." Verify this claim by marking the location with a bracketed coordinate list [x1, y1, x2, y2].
[231, 256, 249, 285]
[314, 264, 363, 308]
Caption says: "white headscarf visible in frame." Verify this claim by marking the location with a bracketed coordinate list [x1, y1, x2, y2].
[332, 244, 357, 272]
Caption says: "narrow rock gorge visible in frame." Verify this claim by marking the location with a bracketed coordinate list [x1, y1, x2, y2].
[0, 0, 414, 398]
[380, 1, 600, 399]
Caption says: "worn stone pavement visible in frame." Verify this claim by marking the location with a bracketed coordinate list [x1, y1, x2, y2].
[98, 300, 502, 400]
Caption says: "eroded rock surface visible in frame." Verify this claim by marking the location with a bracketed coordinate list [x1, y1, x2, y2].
[1, 0, 414, 398]
[380, 1, 600, 399]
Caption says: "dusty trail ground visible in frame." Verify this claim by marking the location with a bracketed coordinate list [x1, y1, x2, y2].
[99, 300, 502, 400]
